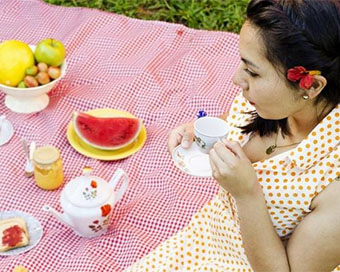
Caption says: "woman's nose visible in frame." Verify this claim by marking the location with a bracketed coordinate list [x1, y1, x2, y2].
[233, 65, 248, 90]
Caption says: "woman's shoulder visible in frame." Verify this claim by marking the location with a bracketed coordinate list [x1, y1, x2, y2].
[224, 92, 256, 143]
[226, 91, 255, 126]
[229, 91, 254, 113]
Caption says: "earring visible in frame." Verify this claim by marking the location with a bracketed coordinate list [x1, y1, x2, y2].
[302, 95, 309, 100]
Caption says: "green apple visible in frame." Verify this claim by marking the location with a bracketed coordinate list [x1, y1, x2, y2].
[34, 39, 66, 66]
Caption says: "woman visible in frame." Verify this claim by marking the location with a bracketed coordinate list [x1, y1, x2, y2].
[126, 0, 340, 270]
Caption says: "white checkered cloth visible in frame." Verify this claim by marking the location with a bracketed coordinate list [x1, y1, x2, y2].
[0, 0, 240, 271]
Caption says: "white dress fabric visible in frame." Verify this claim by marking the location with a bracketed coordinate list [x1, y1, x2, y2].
[126, 92, 340, 271]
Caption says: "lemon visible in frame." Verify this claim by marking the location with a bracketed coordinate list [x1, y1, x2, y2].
[0, 40, 34, 87]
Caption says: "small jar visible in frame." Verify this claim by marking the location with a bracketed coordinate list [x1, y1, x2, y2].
[33, 146, 64, 190]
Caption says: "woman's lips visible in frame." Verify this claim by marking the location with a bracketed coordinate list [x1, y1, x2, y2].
[242, 93, 256, 106]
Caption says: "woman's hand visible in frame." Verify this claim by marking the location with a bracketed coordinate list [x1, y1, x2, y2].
[168, 122, 194, 153]
[209, 139, 259, 199]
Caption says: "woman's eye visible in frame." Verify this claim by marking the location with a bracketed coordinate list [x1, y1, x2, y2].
[244, 68, 259, 77]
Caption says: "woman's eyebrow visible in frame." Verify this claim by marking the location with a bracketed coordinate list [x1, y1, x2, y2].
[241, 57, 259, 69]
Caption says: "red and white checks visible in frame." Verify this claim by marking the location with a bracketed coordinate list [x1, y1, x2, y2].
[0, 0, 240, 271]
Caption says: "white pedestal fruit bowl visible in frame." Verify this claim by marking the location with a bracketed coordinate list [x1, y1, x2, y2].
[0, 45, 67, 114]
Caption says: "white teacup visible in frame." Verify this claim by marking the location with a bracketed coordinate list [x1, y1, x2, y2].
[194, 117, 229, 153]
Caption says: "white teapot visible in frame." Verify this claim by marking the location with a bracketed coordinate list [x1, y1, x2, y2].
[43, 167, 128, 237]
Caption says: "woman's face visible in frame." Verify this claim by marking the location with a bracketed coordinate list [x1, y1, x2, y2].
[233, 22, 304, 120]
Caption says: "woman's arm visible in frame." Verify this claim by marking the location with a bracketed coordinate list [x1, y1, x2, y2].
[235, 188, 290, 271]
[209, 140, 290, 270]
[235, 191, 290, 271]
[233, 181, 340, 271]
[209, 140, 340, 271]
[286, 180, 340, 271]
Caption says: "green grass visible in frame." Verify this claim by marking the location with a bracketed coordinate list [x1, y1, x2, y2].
[43, 0, 249, 33]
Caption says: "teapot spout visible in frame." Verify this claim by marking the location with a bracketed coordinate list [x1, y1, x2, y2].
[43, 205, 75, 229]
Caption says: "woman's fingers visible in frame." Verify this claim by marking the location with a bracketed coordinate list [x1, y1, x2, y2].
[167, 123, 194, 153]
[212, 141, 236, 163]
[209, 148, 225, 170]
[209, 150, 220, 178]
[168, 129, 181, 153]
[210, 140, 245, 177]
[181, 124, 194, 148]
[221, 139, 248, 161]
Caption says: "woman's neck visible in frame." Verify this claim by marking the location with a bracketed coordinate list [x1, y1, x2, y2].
[286, 100, 334, 141]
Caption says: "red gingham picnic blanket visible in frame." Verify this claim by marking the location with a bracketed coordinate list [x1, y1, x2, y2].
[0, 0, 240, 271]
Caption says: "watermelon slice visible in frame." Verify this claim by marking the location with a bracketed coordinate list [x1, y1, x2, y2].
[73, 112, 142, 150]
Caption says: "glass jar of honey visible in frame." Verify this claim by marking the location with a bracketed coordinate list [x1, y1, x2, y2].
[33, 146, 64, 190]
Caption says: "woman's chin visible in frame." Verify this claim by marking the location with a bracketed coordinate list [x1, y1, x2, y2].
[256, 110, 284, 120]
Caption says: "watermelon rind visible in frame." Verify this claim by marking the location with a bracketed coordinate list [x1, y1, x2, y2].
[72, 112, 142, 151]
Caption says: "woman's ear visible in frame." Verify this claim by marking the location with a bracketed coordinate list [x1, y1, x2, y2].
[307, 75, 327, 99]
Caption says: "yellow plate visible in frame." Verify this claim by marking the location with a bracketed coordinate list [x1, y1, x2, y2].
[67, 108, 147, 161]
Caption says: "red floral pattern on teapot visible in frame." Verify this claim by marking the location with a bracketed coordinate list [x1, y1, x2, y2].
[101, 204, 111, 217]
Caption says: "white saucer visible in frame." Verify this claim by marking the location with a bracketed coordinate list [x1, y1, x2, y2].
[172, 144, 212, 177]
[0, 211, 43, 256]
[0, 119, 14, 146]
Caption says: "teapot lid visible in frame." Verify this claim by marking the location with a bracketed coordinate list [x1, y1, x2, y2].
[63, 168, 111, 208]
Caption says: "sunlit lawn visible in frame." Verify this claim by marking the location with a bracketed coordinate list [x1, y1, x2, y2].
[43, 0, 249, 33]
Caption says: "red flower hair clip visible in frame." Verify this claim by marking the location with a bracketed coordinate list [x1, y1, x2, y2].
[287, 66, 321, 90]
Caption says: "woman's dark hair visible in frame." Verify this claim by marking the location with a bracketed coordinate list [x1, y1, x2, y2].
[241, 0, 340, 136]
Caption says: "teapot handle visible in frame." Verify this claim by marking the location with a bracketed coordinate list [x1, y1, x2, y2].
[109, 168, 129, 204]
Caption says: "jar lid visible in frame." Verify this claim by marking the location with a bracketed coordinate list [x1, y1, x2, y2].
[33, 146, 60, 165]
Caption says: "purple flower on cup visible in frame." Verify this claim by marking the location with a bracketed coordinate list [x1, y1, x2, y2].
[197, 110, 207, 119]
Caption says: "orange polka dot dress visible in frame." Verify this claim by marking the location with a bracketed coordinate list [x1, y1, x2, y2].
[126, 92, 340, 271]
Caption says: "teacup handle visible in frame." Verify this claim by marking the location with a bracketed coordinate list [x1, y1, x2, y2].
[109, 168, 129, 204]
